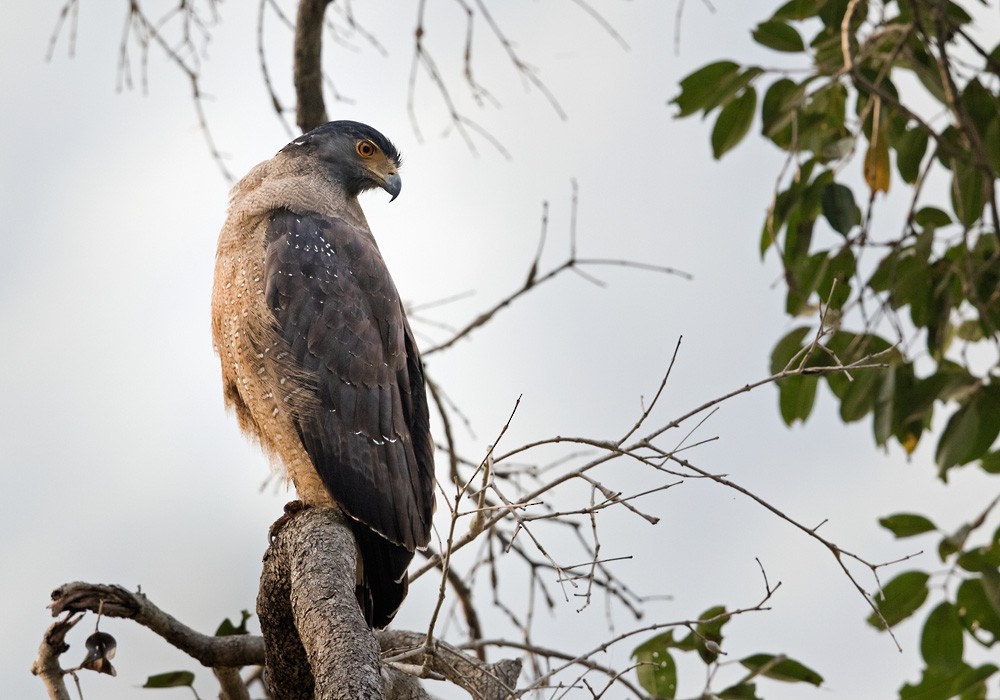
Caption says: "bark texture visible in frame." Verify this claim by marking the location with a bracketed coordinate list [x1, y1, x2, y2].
[31, 617, 78, 700]
[38, 526, 520, 699]
[47, 581, 263, 667]
[378, 630, 522, 700]
[294, 0, 333, 132]
[258, 507, 384, 699]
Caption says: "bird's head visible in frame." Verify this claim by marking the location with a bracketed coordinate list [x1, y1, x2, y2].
[280, 120, 402, 201]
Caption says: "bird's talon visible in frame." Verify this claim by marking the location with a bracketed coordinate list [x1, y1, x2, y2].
[269, 500, 309, 542]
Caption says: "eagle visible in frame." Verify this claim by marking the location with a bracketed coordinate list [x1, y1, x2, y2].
[211, 120, 435, 628]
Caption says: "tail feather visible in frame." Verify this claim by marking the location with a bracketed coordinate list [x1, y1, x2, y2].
[348, 521, 414, 628]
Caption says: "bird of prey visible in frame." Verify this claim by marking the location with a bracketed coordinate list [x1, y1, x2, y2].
[211, 121, 435, 628]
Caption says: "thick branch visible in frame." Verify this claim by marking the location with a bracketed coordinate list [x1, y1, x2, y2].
[31, 616, 79, 700]
[39, 541, 516, 699]
[378, 630, 521, 700]
[48, 581, 263, 667]
[214, 667, 251, 700]
[259, 506, 383, 699]
[294, 0, 333, 132]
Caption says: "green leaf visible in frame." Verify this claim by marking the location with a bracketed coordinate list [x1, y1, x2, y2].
[817, 247, 855, 310]
[811, 26, 844, 73]
[901, 663, 998, 700]
[943, 1, 973, 26]
[982, 568, 1000, 624]
[771, 0, 824, 21]
[940, 524, 972, 561]
[873, 364, 897, 447]
[957, 578, 1000, 645]
[985, 120, 1000, 175]
[711, 88, 757, 159]
[838, 366, 883, 422]
[897, 127, 929, 184]
[952, 162, 986, 228]
[936, 386, 1000, 475]
[924, 264, 958, 361]
[771, 327, 811, 374]
[825, 332, 893, 409]
[680, 605, 730, 663]
[632, 630, 675, 655]
[786, 215, 819, 267]
[820, 182, 861, 235]
[990, 41, 1000, 75]
[880, 513, 937, 538]
[785, 250, 827, 315]
[143, 671, 196, 688]
[921, 602, 964, 672]
[867, 570, 930, 629]
[718, 682, 762, 699]
[914, 207, 953, 230]
[961, 79, 994, 136]
[936, 402, 981, 472]
[702, 67, 765, 114]
[761, 78, 804, 145]
[215, 609, 251, 636]
[779, 375, 818, 425]
[952, 664, 999, 696]
[982, 451, 1000, 474]
[956, 319, 985, 342]
[752, 21, 806, 52]
[934, 126, 966, 169]
[819, 0, 865, 29]
[887, 363, 927, 451]
[632, 633, 678, 699]
[900, 43, 948, 104]
[957, 544, 1000, 574]
[739, 654, 823, 685]
[672, 61, 741, 118]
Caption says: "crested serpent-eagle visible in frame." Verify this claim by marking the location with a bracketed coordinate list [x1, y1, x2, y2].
[211, 121, 435, 628]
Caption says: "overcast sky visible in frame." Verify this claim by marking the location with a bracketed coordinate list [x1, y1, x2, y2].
[3, 2, 999, 699]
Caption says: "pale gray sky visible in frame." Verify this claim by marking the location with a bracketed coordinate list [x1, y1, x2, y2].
[3, 2, 997, 699]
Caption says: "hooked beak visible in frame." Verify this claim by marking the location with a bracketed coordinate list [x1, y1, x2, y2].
[381, 172, 402, 202]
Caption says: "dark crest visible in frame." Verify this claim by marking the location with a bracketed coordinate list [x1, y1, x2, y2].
[282, 120, 401, 165]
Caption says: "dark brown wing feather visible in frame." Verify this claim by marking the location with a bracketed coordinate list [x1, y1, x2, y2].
[263, 208, 434, 627]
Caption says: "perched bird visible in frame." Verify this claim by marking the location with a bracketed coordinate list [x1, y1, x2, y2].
[212, 121, 435, 628]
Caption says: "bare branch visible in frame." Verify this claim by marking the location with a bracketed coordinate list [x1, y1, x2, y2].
[31, 615, 81, 700]
[214, 667, 251, 700]
[114, 1, 232, 181]
[257, 0, 294, 137]
[424, 196, 689, 355]
[567, 0, 630, 51]
[379, 630, 521, 700]
[48, 582, 264, 667]
[472, 0, 566, 120]
[46, 0, 80, 61]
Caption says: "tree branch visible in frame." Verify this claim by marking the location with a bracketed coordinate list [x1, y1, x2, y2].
[259, 506, 383, 699]
[47, 581, 263, 667]
[294, 0, 333, 132]
[31, 615, 80, 700]
[378, 629, 521, 700]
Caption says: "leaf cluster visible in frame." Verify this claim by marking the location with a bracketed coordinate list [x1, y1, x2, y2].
[868, 511, 1000, 698]
[672, 1, 1000, 697]
[673, 0, 1000, 506]
[631, 606, 822, 698]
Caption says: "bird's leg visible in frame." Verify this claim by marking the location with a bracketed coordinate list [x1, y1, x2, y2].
[269, 500, 309, 542]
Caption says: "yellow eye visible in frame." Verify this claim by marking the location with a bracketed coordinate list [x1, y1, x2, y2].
[356, 140, 376, 158]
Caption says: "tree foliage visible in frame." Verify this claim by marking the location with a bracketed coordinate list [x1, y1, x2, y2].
[669, 0, 1000, 697]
